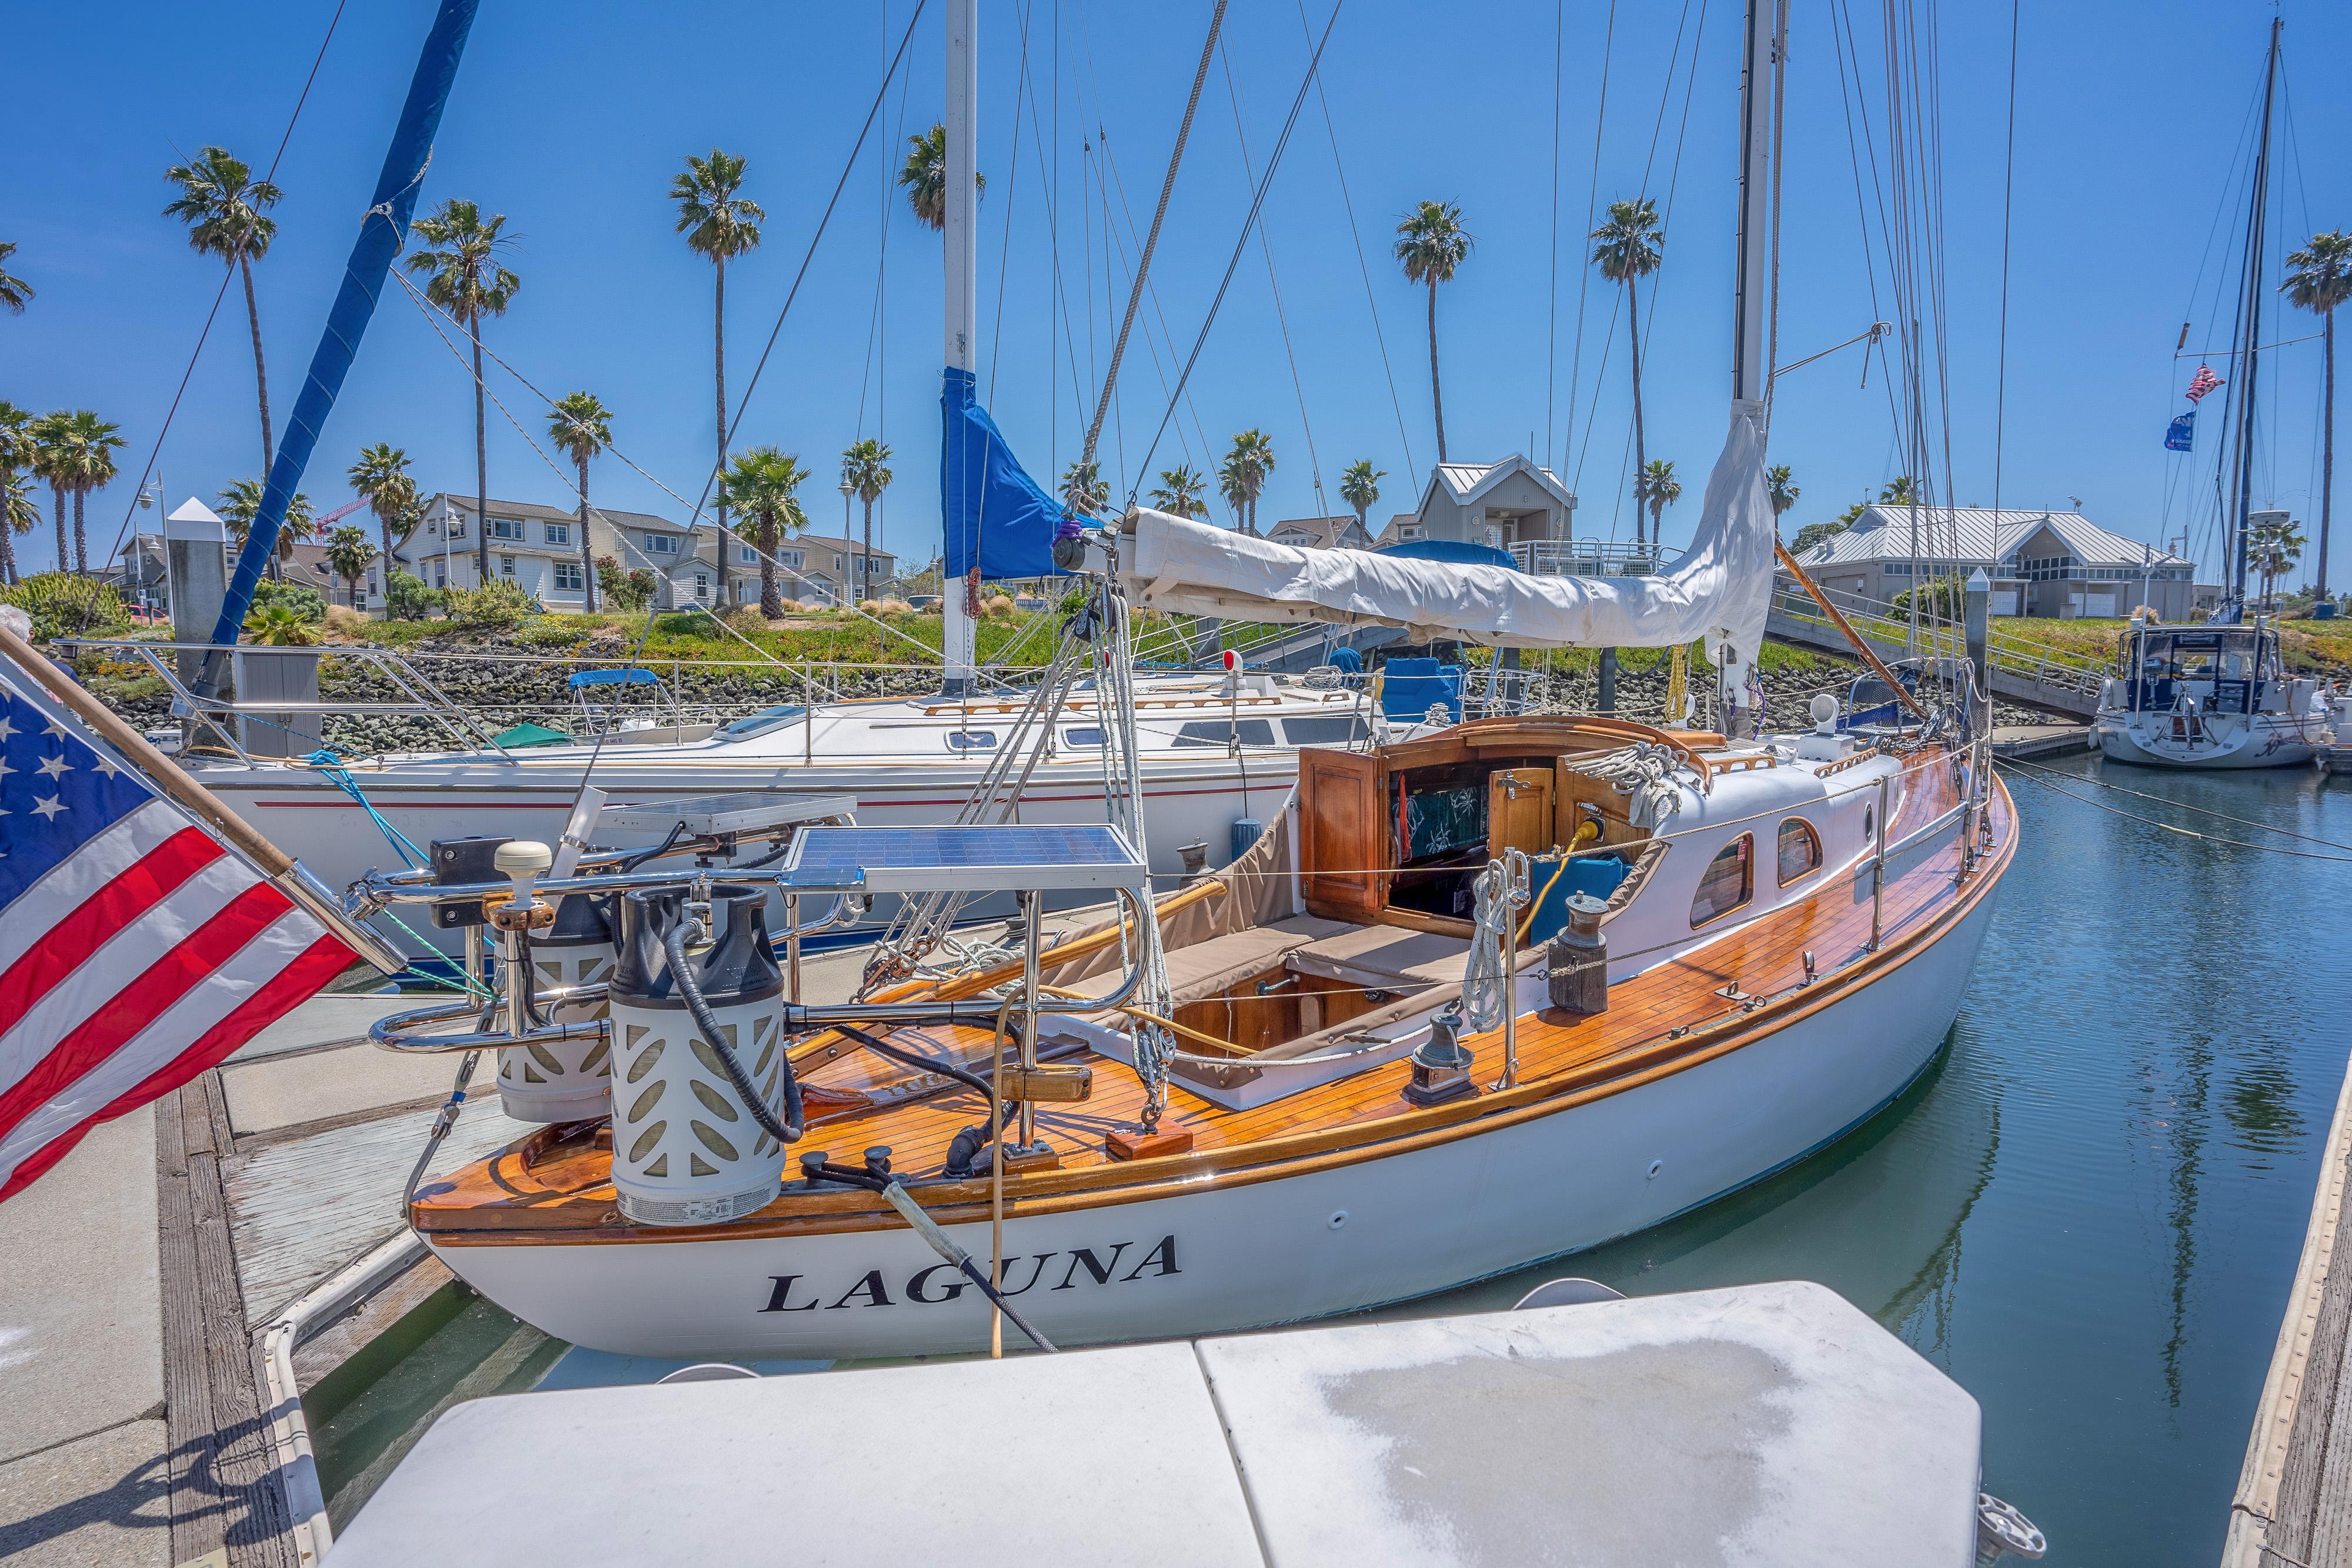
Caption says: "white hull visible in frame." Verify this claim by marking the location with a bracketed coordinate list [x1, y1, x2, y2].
[2095, 710, 2316, 770]
[427, 884, 1999, 1360]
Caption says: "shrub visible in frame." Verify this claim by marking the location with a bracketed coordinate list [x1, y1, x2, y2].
[384, 571, 443, 621]
[1890, 577, 1963, 622]
[724, 604, 769, 637]
[775, 598, 807, 614]
[250, 579, 326, 622]
[0, 573, 130, 640]
[445, 576, 538, 630]
[243, 602, 322, 646]
[594, 555, 656, 611]
[981, 594, 1016, 617]
[515, 620, 587, 649]
[323, 604, 371, 640]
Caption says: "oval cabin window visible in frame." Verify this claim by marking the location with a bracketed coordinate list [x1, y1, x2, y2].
[1689, 835, 1754, 927]
[1777, 818, 1822, 886]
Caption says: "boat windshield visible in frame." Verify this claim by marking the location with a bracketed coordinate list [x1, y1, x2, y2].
[2123, 630, 2269, 680]
[720, 704, 808, 739]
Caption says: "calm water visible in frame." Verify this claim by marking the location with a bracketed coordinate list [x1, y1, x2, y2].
[320, 748, 2352, 1562]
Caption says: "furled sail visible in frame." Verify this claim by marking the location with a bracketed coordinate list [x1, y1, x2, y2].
[1123, 402, 1776, 668]
[941, 367, 1074, 581]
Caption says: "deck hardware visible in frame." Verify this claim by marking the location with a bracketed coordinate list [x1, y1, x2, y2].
[1647, 1159, 1665, 1179]
[1802, 950, 1817, 985]
[1404, 1008, 1478, 1106]
[1546, 894, 1611, 1016]
[1255, 975, 1300, 996]
[1869, 773, 1890, 952]
[1713, 982, 1750, 1002]
[1668, 1025, 1692, 1039]
[1328, 1211, 1349, 1230]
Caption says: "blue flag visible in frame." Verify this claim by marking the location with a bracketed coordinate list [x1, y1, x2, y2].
[2164, 412, 2196, 452]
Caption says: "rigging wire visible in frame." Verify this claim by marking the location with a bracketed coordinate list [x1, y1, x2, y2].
[1122, 0, 1344, 504]
[1544, 0, 1563, 465]
[1292, 0, 1416, 482]
[1999, 763, 2352, 864]
[104, 0, 349, 574]
[1077, 0, 1228, 476]
[1218, 31, 1328, 518]
[1561, 0, 1617, 483]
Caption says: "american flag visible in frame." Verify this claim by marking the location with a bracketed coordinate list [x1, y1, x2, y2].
[0, 657, 368, 1201]
[2186, 364, 2224, 403]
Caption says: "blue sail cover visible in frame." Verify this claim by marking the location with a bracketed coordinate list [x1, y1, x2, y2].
[941, 367, 1071, 580]
[208, 0, 482, 656]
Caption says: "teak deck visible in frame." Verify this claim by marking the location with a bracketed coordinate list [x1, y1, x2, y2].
[415, 747, 2012, 1247]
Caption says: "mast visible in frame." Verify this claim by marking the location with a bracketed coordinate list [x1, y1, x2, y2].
[941, 0, 980, 696]
[2227, 17, 2282, 612]
[1723, 0, 1783, 730]
[1731, 0, 1782, 409]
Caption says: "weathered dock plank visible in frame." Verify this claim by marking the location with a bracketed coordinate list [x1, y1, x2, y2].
[2224, 1046, 2352, 1566]
[156, 1075, 299, 1568]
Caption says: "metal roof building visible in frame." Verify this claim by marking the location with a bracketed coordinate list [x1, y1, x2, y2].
[1793, 504, 2197, 619]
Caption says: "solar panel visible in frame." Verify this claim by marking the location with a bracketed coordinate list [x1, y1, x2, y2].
[779, 824, 1148, 894]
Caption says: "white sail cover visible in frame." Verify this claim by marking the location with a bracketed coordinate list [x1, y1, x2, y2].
[1124, 402, 1776, 667]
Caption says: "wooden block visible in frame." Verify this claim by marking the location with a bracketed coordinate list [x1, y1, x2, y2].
[998, 1143, 1061, 1173]
[1000, 1064, 1093, 1102]
[1106, 1124, 1195, 1161]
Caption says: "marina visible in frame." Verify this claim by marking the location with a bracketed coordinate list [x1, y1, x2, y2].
[8, 0, 2352, 1562]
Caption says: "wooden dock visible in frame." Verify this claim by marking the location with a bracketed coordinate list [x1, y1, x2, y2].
[1992, 723, 2093, 761]
[2224, 1047, 2352, 1567]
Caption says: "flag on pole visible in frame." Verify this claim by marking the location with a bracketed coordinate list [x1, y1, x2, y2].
[2165, 412, 2197, 452]
[2185, 365, 2224, 403]
[0, 653, 369, 1201]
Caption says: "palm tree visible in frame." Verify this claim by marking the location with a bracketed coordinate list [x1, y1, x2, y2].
[1059, 459, 1110, 519]
[840, 438, 894, 596]
[1879, 475, 1916, 505]
[0, 467, 35, 585]
[405, 199, 520, 587]
[325, 524, 376, 609]
[718, 446, 809, 617]
[0, 242, 31, 315]
[547, 393, 613, 613]
[61, 410, 123, 574]
[1635, 458, 1682, 548]
[163, 148, 282, 470]
[2250, 515, 2307, 608]
[218, 478, 314, 578]
[1394, 200, 1472, 464]
[1590, 198, 1665, 538]
[347, 442, 418, 570]
[29, 412, 73, 573]
[896, 125, 985, 231]
[0, 402, 32, 584]
[1339, 460, 1385, 540]
[1149, 466, 1207, 519]
[1766, 464, 1800, 521]
[671, 151, 764, 548]
[2284, 231, 2352, 598]
[1221, 430, 1277, 534]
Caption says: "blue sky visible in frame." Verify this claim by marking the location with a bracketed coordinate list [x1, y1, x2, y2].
[4, 0, 2349, 587]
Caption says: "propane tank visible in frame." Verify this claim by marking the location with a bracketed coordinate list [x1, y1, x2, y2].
[496, 892, 616, 1124]
[608, 884, 786, 1227]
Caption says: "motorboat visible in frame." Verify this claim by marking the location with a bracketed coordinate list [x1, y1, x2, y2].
[2094, 620, 2321, 769]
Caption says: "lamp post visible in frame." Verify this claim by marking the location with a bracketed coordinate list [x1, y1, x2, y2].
[840, 476, 857, 598]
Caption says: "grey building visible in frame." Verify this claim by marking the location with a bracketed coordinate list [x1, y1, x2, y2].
[1267, 513, 1372, 551]
[1370, 456, 1577, 551]
[1793, 504, 2196, 620]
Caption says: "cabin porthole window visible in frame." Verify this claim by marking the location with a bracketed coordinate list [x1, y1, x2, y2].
[1689, 834, 1754, 928]
[1776, 818, 1823, 887]
[1863, 805, 1875, 842]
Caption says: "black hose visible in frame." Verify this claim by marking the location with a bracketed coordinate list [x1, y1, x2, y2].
[663, 921, 803, 1145]
[619, 821, 693, 873]
[832, 1024, 1003, 1104]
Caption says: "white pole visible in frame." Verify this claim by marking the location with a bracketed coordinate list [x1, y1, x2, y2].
[941, 0, 981, 695]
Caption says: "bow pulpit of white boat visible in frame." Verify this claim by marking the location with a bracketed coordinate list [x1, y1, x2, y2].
[320, 1281, 2040, 1567]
